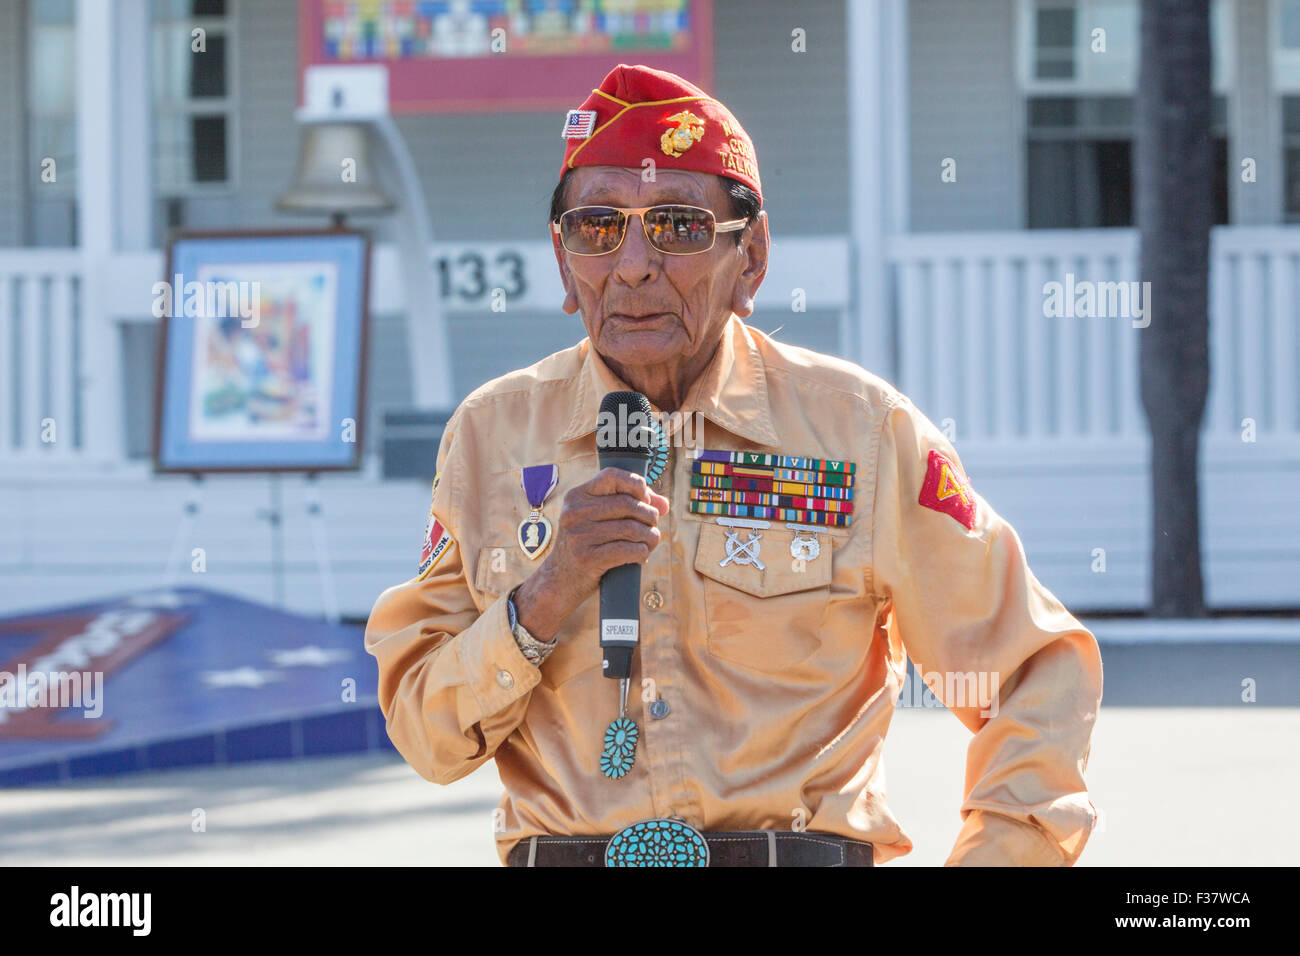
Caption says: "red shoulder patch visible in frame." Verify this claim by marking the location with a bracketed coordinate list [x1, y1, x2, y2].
[918, 449, 977, 530]
[418, 504, 454, 581]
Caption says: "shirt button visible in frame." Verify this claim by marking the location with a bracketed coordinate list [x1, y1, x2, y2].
[649, 698, 670, 720]
[643, 588, 664, 611]
[496, 669, 514, 689]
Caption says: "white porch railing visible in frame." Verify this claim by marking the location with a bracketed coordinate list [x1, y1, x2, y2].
[887, 225, 1300, 445]
[0, 251, 84, 461]
[2, 226, 1298, 465]
[0, 237, 852, 469]
[1, 230, 1298, 611]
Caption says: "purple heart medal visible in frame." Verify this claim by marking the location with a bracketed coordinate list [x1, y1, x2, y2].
[518, 464, 559, 560]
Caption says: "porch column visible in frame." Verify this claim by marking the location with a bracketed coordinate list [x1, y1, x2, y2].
[848, 0, 909, 381]
[76, 0, 151, 462]
[115, 0, 155, 251]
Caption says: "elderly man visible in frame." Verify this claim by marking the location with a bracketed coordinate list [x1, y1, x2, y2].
[365, 64, 1102, 867]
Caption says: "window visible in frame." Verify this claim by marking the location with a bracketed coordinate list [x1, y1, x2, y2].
[1284, 98, 1300, 220]
[1276, 0, 1300, 86]
[1020, 0, 1231, 93]
[1034, 5, 1078, 80]
[152, 0, 236, 195]
[26, 0, 78, 246]
[1020, 0, 1232, 228]
[1276, 1, 1300, 219]
[1285, 0, 1300, 45]
[1026, 0, 1140, 89]
[1027, 96, 1230, 228]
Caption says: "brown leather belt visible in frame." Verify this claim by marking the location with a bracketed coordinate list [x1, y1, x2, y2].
[507, 828, 874, 867]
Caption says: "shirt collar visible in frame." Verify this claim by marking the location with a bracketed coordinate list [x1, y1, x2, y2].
[558, 313, 780, 447]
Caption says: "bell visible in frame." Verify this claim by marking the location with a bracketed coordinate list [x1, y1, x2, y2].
[275, 122, 395, 216]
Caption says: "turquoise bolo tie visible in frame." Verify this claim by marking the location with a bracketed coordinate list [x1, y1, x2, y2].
[599, 681, 639, 779]
[598, 417, 667, 780]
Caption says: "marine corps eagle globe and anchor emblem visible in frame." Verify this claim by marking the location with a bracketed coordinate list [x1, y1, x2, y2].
[660, 110, 705, 157]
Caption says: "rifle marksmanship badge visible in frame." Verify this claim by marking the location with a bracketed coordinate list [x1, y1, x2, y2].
[716, 516, 767, 569]
[688, 450, 857, 547]
[518, 464, 559, 559]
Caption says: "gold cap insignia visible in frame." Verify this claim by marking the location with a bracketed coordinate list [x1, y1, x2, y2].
[660, 110, 706, 158]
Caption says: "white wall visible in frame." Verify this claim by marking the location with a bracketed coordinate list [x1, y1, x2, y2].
[908, 0, 1022, 232]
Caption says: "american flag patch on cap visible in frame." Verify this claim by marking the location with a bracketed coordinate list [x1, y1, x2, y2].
[563, 109, 598, 140]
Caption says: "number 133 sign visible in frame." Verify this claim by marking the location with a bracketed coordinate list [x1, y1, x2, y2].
[430, 242, 560, 311]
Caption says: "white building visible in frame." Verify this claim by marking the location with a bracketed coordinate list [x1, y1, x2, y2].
[0, 0, 1297, 617]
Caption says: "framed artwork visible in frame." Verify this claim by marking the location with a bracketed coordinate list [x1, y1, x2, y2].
[297, 0, 713, 113]
[153, 229, 371, 473]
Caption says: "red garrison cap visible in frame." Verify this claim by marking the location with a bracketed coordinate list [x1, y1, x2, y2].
[559, 63, 762, 205]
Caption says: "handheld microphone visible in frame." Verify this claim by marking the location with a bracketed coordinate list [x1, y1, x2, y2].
[596, 391, 656, 680]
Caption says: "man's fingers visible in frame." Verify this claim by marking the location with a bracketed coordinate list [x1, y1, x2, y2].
[586, 468, 670, 514]
[589, 539, 653, 568]
[582, 493, 661, 526]
[588, 467, 650, 498]
[574, 516, 659, 549]
[600, 518, 660, 547]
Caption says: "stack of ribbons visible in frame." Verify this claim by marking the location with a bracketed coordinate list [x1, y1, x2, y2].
[688, 449, 855, 527]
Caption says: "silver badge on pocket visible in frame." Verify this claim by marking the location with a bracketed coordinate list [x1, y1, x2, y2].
[716, 517, 769, 570]
[786, 522, 822, 562]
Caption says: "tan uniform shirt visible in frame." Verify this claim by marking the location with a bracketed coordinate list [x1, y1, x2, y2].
[364, 314, 1103, 866]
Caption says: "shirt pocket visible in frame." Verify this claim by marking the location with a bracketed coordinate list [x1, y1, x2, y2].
[474, 545, 601, 690]
[693, 522, 833, 673]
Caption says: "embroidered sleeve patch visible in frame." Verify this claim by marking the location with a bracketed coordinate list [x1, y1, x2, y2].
[418, 507, 454, 580]
[918, 449, 977, 530]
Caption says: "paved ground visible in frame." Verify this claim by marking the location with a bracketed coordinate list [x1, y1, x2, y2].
[1, 705, 1293, 866]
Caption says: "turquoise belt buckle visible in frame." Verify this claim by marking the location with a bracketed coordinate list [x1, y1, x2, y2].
[604, 819, 710, 867]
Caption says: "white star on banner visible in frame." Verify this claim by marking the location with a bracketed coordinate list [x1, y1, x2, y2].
[268, 646, 353, 668]
[200, 667, 282, 689]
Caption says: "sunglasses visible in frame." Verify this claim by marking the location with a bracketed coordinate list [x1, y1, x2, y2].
[553, 204, 749, 256]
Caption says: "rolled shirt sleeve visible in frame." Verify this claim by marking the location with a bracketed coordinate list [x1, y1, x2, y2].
[364, 409, 541, 786]
[870, 395, 1104, 865]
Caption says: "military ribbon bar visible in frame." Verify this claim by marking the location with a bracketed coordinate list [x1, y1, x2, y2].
[692, 461, 855, 486]
[692, 449, 856, 474]
[689, 500, 852, 527]
[690, 474, 852, 499]
[690, 488, 855, 514]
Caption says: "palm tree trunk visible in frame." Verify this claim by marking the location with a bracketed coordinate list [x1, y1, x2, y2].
[1136, 0, 1213, 617]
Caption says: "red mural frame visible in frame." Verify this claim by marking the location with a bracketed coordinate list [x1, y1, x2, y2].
[297, 0, 714, 114]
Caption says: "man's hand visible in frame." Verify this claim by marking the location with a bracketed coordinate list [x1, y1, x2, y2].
[512, 467, 670, 641]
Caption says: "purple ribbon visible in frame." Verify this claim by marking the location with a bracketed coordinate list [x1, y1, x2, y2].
[520, 464, 558, 509]
[694, 449, 734, 463]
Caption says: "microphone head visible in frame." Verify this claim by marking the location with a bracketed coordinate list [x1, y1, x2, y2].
[597, 391, 655, 457]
